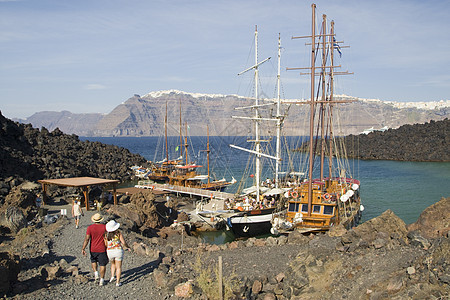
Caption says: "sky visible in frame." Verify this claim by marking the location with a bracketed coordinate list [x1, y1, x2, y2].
[1, 0, 449, 119]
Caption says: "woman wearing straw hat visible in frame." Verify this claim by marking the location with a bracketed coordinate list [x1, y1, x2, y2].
[104, 220, 130, 286]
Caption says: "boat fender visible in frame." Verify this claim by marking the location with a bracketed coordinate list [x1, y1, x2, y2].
[272, 217, 279, 227]
[340, 194, 349, 203]
[243, 226, 249, 233]
[237, 206, 244, 211]
[360, 204, 365, 212]
[291, 190, 299, 199]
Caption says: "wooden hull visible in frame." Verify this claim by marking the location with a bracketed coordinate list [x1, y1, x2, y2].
[271, 178, 362, 233]
[201, 182, 232, 192]
[146, 175, 169, 183]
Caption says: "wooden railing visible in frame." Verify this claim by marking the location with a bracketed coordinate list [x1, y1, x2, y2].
[136, 181, 235, 200]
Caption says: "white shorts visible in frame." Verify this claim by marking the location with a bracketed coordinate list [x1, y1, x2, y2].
[107, 248, 124, 261]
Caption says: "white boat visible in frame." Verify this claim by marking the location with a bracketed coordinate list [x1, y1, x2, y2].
[227, 27, 286, 238]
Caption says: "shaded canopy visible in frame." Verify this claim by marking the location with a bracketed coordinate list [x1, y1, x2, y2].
[38, 176, 120, 209]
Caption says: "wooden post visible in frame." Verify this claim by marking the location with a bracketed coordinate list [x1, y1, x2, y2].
[41, 183, 47, 206]
[83, 186, 89, 210]
[113, 183, 117, 205]
[218, 256, 223, 300]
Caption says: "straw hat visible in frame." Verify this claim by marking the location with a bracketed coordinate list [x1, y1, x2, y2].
[91, 213, 104, 223]
[106, 220, 120, 232]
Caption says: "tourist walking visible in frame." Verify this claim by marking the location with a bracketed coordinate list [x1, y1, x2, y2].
[104, 220, 130, 287]
[71, 198, 83, 229]
[81, 213, 108, 286]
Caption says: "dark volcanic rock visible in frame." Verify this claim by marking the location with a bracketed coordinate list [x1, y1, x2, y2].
[0, 207, 27, 234]
[408, 197, 450, 239]
[342, 209, 409, 249]
[0, 252, 21, 295]
[0, 111, 148, 202]
[296, 118, 450, 161]
[342, 119, 450, 161]
[106, 190, 175, 236]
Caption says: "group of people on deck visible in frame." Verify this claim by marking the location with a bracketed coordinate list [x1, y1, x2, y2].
[225, 194, 277, 211]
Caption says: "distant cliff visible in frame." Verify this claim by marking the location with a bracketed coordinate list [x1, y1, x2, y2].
[15, 90, 450, 137]
[15, 110, 104, 137]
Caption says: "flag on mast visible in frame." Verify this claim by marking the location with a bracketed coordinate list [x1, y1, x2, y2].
[333, 37, 342, 57]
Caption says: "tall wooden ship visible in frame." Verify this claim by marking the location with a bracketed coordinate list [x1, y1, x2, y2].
[271, 4, 363, 234]
[146, 102, 234, 191]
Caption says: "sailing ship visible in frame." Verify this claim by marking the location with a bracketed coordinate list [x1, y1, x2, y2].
[146, 101, 235, 191]
[226, 27, 288, 238]
[271, 4, 363, 234]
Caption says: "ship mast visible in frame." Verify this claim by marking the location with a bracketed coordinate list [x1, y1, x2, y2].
[165, 101, 169, 163]
[328, 21, 335, 178]
[254, 25, 261, 201]
[179, 99, 183, 160]
[184, 122, 189, 165]
[288, 3, 354, 217]
[307, 3, 317, 216]
[320, 14, 327, 182]
[206, 125, 211, 184]
[230, 25, 274, 199]
[275, 33, 282, 189]
[230, 26, 283, 200]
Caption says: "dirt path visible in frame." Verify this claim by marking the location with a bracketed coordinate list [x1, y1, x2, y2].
[16, 206, 163, 300]
[11, 202, 302, 299]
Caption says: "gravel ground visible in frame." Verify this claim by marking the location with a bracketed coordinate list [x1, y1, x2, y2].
[14, 206, 165, 300]
[9, 203, 303, 299]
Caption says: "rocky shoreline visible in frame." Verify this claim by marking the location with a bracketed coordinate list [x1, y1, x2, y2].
[0, 111, 149, 204]
[0, 184, 448, 299]
[0, 111, 449, 298]
[295, 119, 450, 162]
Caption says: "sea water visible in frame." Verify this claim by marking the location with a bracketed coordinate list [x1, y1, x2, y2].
[81, 136, 450, 225]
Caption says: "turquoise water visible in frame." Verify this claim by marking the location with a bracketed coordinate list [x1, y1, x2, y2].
[81, 136, 450, 225]
[358, 160, 450, 224]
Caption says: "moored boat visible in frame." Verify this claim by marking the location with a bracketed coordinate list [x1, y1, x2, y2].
[139, 102, 235, 191]
[227, 27, 287, 238]
[227, 207, 275, 237]
[271, 4, 363, 235]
